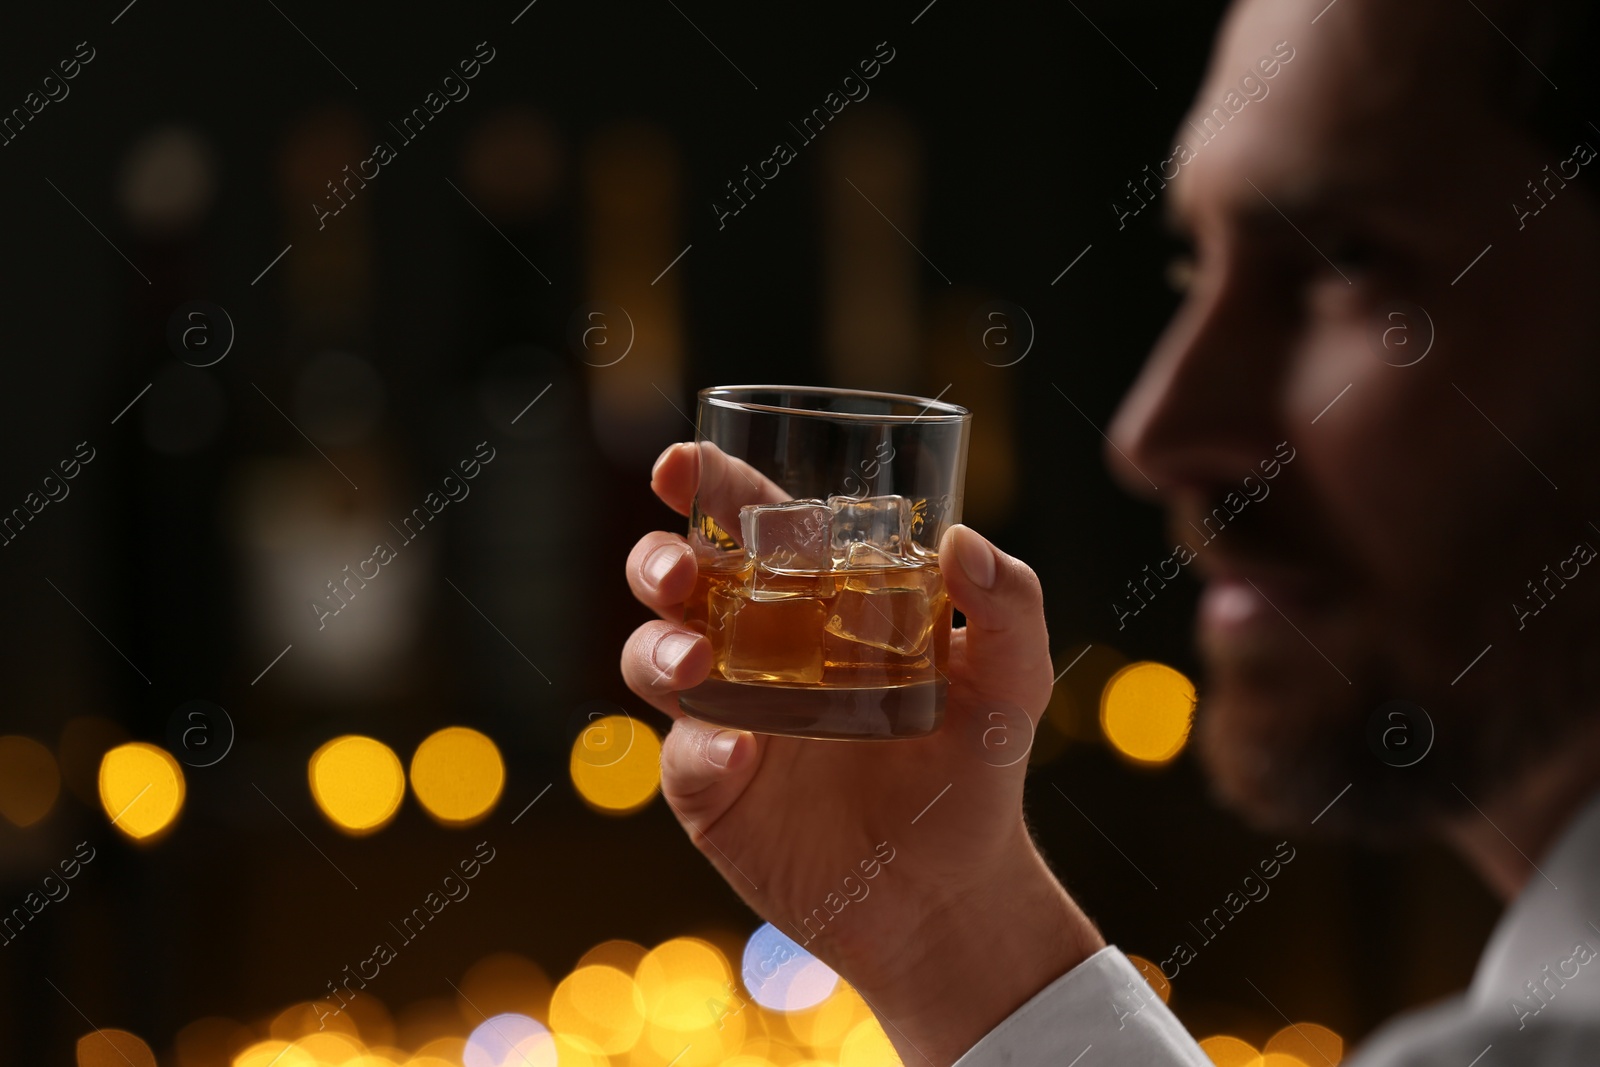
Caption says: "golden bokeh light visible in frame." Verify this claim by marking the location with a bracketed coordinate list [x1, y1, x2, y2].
[293, 1032, 366, 1063]
[411, 1037, 467, 1063]
[635, 938, 732, 1028]
[550, 964, 647, 1054]
[549, 1032, 612, 1067]
[0, 735, 60, 827]
[1125, 954, 1172, 1004]
[1266, 1022, 1342, 1064]
[233, 1041, 314, 1067]
[569, 715, 662, 814]
[77, 1029, 157, 1067]
[735, 1036, 803, 1065]
[578, 939, 650, 976]
[638, 1015, 744, 1067]
[98, 742, 185, 840]
[271, 1001, 353, 1041]
[1100, 661, 1196, 765]
[634, 937, 742, 1065]
[1199, 1034, 1261, 1066]
[409, 726, 505, 825]
[1263, 1055, 1312, 1067]
[309, 735, 406, 834]
[838, 1017, 899, 1067]
[785, 982, 871, 1053]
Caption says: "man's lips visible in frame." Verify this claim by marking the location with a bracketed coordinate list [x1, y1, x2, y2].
[1194, 561, 1333, 634]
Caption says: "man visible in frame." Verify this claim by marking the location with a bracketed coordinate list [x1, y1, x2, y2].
[621, 0, 1600, 1062]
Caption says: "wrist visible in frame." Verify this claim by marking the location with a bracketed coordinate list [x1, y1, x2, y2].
[843, 826, 1105, 1066]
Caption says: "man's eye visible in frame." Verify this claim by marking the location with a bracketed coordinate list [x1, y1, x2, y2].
[1324, 238, 1379, 283]
[1165, 255, 1197, 293]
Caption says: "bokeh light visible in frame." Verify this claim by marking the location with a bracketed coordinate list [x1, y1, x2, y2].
[292, 1032, 365, 1063]
[309, 735, 406, 834]
[549, 965, 647, 1055]
[464, 1013, 555, 1067]
[569, 714, 662, 814]
[578, 939, 650, 975]
[98, 742, 185, 840]
[270, 1001, 344, 1041]
[635, 938, 732, 1025]
[115, 125, 216, 235]
[1100, 661, 1196, 764]
[785, 982, 871, 1054]
[77, 1029, 157, 1067]
[742, 923, 840, 1013]
[409, 726, 505, 825]
[233, 1040, 309, 1067]
[1267, 1022, 1342, 1064]
[547, 1033, 611, 1067]
[635, 937, 742, 1064]
[838, 1017, 898, 1067]
[413, 1037, 468, 1064]
[1199, 1034, 1261, 1066]
[0, 735, 60, 827]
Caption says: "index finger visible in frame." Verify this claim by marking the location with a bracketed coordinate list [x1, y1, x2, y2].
[651, 441, 790, 545]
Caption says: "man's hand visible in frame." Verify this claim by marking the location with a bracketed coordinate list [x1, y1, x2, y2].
[621, 442, 1105, 1066]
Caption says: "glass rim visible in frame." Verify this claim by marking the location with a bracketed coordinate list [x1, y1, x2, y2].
[697, 384, 970, 423]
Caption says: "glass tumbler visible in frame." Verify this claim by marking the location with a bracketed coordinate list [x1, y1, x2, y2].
[678, 385, 971, 740]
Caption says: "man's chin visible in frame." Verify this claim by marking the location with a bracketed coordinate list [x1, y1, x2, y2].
[1191, 656, 1439, 841]
[1194, 684, 1344, 832]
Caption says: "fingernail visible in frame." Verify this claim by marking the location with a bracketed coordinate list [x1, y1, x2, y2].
[954, 525, 998, 589]
[643, 543, 688, 588]
[707, 730, 741, 769]
[653, 631, 700, 675]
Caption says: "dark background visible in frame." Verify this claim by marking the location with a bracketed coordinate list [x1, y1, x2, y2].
[0, 1, 1499, 1063]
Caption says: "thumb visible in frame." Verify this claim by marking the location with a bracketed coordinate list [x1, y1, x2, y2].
[938, 524, 1054, 715]
[660, 716, 761, 833]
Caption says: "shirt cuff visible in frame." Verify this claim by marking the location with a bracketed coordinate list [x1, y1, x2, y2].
[952, 945, 1213, 1067]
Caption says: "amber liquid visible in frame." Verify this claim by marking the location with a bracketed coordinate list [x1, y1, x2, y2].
[679, 554, 952, 739]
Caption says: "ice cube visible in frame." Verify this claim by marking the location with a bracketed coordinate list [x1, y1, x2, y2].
[823, 565, 944, 657]
[740, 500, 832, 571]
[828, 495, 912, 565]
[711, 585, 826, 683]
[840, 541, 903, 570]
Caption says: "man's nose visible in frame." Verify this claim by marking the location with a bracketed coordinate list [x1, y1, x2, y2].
[1104, 272, 1289, 501]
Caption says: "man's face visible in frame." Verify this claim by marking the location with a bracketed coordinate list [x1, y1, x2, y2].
[1106, 0, 1600, 833]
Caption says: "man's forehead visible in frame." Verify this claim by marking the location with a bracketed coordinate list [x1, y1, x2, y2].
[1166, 0, 1506, 231]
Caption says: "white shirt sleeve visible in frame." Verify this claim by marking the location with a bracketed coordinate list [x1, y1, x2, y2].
[952, 946, 1213, 1067]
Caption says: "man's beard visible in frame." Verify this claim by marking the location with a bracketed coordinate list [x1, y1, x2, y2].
[1189, 594, 1600, 841]
[1165, 454, 1600, 841]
